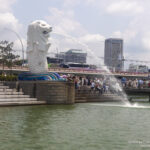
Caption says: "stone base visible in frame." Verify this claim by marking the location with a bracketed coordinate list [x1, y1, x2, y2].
[4, 81, 75, 104]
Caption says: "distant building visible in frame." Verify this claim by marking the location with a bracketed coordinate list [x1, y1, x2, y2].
[47, 57, 63, 64]
[65, 49, 87, 63]
[55, 52, 65, 61]
[104, 38, 124, 71]
[128, 64, 148, 73]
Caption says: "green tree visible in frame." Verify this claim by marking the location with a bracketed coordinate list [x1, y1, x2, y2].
[0, 40, 20, 73]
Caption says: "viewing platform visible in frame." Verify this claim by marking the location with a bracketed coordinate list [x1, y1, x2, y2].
[0, 80, 150, 106]
[0, 81, 123, 106]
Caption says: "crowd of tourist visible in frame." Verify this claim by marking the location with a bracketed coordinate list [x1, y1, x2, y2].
[61, 74, 121, 94]
[120, 77, 150, 89]
[62, 74, 150, 93]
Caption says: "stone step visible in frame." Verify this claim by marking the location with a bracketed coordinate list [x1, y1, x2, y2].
[0, 91, 24, 95]
[76, 93, 116, 95]
[75, 100, 87, 103]
[87, 99, 121, 102]
[75, 95, 121, 99]
[0, 95, 30, 98]
[75, 98, 121, 102]
[0, 89, 16, 92]
[75, 97, 87, 100]
[75, 96, 122, 102]
[75, 95, 114, 98]
[0, 86, 9, 89]
[0, 98, 37, 101]
[75, 93, 112, 95]
[0, 101, 46, 106]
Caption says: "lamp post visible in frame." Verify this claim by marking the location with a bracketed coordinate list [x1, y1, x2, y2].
[4, 28, 24, 67]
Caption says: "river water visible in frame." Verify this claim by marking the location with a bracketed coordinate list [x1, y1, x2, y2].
[1, 102, 150, 150]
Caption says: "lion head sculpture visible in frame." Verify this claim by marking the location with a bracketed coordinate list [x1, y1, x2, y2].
[26, 20, 52, 73]
[27, 20, 52, 52]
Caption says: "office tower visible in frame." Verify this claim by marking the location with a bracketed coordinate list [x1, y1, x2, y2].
[104, 38, 124, 71]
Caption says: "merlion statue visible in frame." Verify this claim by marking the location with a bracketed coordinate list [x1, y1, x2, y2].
[18, 20, 63, 81]
[27, 20, 52, 73]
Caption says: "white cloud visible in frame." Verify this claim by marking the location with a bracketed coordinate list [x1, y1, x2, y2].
[44, 0, 150, 65]
[45, 7, 90, 55]
[79, 34, 105, 43]
[0, 0, 16, 13]
[106, 1, 144, 15]
[0, 13, 22, 32]
[45, 7, 86, 36]
[142, 32, 150, 51]
[112, 29, 137, 43]
[63, 0, 81, 8]
[0, 0, 22, 32]
[17, 0, 149, 64]
[45, 7, 106, 60]
[86, 0, 97, 4]
[2, 0, 150, 64]
[112, 31, 122, 38]
[0, 0, 25, 58]
[63, 0, 97, 8]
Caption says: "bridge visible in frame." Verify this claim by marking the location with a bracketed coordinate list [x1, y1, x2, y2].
[0, 66, 149, 78]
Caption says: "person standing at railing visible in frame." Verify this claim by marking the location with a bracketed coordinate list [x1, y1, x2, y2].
[121, 77, 127, 87]
[148, 80, 150, 88]
[138, 79, 143, 89]
[91, 80, 95, 92]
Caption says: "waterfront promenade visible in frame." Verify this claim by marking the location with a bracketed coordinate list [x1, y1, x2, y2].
[0, 80, 149, 106]
[0, 66, 149, 106]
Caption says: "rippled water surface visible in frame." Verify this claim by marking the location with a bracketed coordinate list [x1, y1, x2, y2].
[1, 102, 150, 150]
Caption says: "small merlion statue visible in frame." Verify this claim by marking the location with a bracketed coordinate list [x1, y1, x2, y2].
[27, 20, 52, 73]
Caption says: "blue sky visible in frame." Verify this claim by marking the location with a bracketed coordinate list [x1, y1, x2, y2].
[0, 0, 150, 68]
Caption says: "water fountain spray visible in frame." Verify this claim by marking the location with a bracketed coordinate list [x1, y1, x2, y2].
[51, 31, 130, 105]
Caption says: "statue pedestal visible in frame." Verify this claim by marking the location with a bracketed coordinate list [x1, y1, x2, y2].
[18, 72, 65, 81]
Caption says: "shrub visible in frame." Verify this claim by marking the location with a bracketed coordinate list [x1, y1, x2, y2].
[0, 75, 17, 81]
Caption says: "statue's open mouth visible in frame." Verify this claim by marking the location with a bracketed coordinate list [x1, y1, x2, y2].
[43, 31, 49, 34]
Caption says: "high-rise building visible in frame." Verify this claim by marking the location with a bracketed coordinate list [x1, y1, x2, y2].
[104, 38, 124, 71]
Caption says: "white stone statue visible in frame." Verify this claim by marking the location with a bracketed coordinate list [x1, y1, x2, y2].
[27, 20, 52, 73]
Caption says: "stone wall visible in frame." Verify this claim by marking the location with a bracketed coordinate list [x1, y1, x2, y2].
[4, 81, 75, 104]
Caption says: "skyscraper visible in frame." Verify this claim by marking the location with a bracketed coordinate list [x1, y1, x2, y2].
[104, 38, 124, 71]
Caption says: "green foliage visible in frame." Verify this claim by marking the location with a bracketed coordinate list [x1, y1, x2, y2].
[48, 63, 51, 68]
[14, 60, 23, 66]
[0, 75, 17, 81]
[0, 40, 20, 69]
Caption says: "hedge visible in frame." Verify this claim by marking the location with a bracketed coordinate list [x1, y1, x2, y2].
[0, 75, 17, 81]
